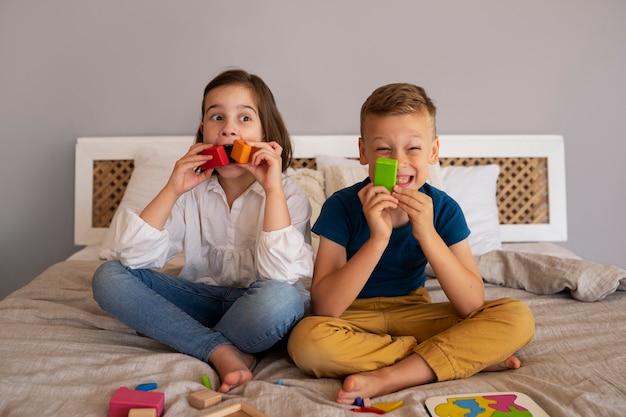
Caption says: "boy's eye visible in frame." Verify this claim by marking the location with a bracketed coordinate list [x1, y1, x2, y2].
[375, 147, 392, 153]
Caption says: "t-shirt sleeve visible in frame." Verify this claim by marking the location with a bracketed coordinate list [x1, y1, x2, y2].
[433, 191, 471, 247]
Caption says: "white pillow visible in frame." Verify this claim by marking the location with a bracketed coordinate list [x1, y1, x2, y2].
[440, 164, 502, 255]
[315, 154, 363, 169]
[288, 168, 325, 256]
[316, 154, 445, 198]
[99, 147, 179, 259]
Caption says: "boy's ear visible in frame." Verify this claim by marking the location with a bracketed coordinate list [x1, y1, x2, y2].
[358, 137, 369, 165]
[429, 135, 440, 164]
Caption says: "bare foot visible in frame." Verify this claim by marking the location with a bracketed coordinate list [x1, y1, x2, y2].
[483, 355, 521, 372]
[208, 344, 256, 393]
[335, 354, 436, 404]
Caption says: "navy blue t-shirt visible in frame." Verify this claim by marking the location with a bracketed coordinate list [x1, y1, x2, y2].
[312, 178, 470, 298]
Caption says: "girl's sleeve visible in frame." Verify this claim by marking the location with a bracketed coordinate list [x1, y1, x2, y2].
[108, 204, 184, 269]
[255, 178, 314, 284]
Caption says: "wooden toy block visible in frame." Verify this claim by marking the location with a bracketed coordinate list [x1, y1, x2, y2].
[373, 158, 398, 192]
[109, 387, 164, 417]
[230, 140, 260, 164]
[199, 401, 269, 417]
[230, 140, 251, 163]
[128, 409, 157, 417]
[188, 389, 222, 410]
[197, 146, 231, 172]
[371, 400, 404, 413]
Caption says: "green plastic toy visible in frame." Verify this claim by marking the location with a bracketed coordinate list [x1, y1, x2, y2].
[374, 158, 398, 191]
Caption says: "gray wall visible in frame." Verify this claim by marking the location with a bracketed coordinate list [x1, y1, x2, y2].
[1, 1, 624, 299]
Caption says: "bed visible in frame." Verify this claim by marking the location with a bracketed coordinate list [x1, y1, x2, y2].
[1, 134, 625, 417]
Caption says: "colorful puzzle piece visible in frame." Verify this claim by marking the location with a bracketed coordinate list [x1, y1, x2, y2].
[352, 407, 385, 414]
[483, 394, 529, 413]
[374, 158, 398, 192]
[428, 393, 542, 417]
[371, 400, 404, 413]
[109, 387, 164, 417]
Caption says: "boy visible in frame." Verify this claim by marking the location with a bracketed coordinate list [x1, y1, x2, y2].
[287, 83, 534, 403]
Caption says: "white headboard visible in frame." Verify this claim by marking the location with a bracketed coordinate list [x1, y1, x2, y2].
[75, 134, 567, 246]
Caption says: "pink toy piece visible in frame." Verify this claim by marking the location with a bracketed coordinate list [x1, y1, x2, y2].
[197, 146, 231, 172]
[109, 387, 164, 417]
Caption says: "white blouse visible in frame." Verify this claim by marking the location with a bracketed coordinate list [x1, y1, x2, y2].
[108, 173, 314, 290]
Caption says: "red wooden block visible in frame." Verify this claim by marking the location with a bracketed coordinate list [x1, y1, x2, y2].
[109, 387, 164, 417]
[197, 146, 231, 172]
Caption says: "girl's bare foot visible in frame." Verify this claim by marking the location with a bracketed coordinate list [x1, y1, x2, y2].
[483, 355, 521, 372]
[335, 354, 436, 404]
[209, 344, 256, 393]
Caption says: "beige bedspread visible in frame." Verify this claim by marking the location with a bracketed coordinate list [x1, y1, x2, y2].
[1, 255, 625, 416]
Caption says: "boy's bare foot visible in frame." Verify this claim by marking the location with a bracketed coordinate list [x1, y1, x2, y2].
[335, 354, 520, 404]
[209, 344, 256, 393]
[483, 355, 521, 372]
[335, 354, 436, 405]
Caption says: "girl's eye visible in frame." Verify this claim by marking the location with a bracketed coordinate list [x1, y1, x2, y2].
[208, 114, 223, 121]
[239, 115, 251, 122]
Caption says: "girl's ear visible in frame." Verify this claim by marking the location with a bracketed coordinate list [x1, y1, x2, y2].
[429, 135, 440, 164]
[358, 137, 369, 165]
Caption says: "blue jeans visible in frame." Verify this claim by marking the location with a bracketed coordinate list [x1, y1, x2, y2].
[92, 260, 304, 362]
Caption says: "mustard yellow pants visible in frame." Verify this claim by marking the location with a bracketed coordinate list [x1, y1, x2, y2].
[287, 288, 534, 381]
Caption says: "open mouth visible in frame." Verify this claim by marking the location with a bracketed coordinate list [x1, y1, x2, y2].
[396, 175, 414, 186]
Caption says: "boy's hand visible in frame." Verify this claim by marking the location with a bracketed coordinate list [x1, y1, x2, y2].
[393, 186, 436, 242]
[358, 183, 398, 242]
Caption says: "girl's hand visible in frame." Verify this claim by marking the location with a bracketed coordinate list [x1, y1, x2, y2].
[165, 143, 214, 196]
[393, 186, 436, 242]
[242, 140, 284, 193]
[358, 182, 398, 242]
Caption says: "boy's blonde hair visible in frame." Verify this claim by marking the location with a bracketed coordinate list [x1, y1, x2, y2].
[360, 83, 437, 137]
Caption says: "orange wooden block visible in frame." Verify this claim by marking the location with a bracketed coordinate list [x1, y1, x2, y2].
[230, 140, 260, 164]
[229, 140, 250, 163]
[188, 389, 222, 410]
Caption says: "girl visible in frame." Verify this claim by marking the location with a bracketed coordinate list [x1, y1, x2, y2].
[93, 69, 313, 393]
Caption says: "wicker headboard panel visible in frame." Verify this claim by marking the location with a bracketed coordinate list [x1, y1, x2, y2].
[76, 135, 567, 245]
[91, 156, 548, 229]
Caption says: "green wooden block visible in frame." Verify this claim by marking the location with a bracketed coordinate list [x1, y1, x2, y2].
[374, 158, 397, 191]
